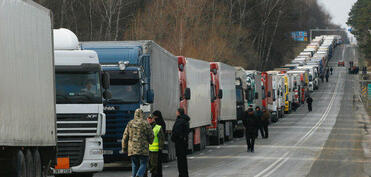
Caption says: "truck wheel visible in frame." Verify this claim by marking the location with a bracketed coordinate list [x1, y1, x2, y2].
[14, 150, 26, 177]
[33, 150, 42, 177]
[25, 150, 34, 177]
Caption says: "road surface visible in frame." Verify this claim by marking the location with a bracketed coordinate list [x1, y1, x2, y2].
[94, 44, 370, 177]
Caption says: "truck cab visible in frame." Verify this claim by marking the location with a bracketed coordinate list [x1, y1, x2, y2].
[53, 29, 110, 176]
[81, 42, 153, 163]
[209, 63, 223, 145]
[245, 70, 262, 109]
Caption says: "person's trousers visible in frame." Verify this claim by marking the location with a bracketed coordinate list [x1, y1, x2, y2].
[258, 126, 265, 138]
[131, 155, 149, 177]
[157, 150, 163, 177]
[308, 104, 312, 112]
[176, 153, 189, 177]
[245, 132, 255, 151]
[149, 152, 160, 177]
[263, 123, 269, 138]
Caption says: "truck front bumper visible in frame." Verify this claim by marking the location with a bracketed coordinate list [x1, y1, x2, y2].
[72, 137, 104, 173]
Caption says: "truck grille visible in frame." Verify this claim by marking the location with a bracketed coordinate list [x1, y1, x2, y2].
[57, 114, 99, 137]
[103, 111, 132, 150]
[57, 137, 85, 167]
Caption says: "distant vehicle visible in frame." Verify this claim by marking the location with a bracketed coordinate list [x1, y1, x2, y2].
[338, 61, 345, 67]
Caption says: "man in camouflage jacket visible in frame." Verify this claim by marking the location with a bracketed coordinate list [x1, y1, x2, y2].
[122, 109, 154, 177]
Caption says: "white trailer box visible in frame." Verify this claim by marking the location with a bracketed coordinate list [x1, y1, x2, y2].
[0, 0, 56, 174]
[146, 41, 180, 129]
[185, 58, 211, 128]
[0, 0, 56, 147]
[216, 62, 237, 121]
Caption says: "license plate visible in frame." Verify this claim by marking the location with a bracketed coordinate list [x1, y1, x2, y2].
[53, 168, 72, 174]
[103, 150, 113, 155]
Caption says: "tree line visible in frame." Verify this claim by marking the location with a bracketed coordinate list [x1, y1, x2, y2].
[39, 0, 338, 70]
[347, 0, 371, 64]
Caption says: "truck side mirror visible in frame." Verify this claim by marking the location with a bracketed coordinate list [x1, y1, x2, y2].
[185, 88, 191, 100]
[218, 89, 223, 99]
[268, 91, 271, 97]
[102, 72, 110, 89]
[255, 93, 259, 99]
[147, 89, 154, 103]
[103, 90, 112, 100]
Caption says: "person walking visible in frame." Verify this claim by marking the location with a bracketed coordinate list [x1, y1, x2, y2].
[325, 71, 329, 82]
[330, 67, 333, 75]
[261, 107, 270, 139]
[171, 108, 190, 177]
[255, 106, 264, 138]
[122, 109, 154, 177]
[147, 115, 165, 177]
[152, 110, 166, 177]
[306, 95, 313, 112]
[243, 108, 258, 152]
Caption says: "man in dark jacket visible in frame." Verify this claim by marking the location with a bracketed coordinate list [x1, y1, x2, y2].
[255, 106, 264, 138]
[261, 107, 270, 139]
[325, 71, 329, 82]
[171, 108, 190, 177]
[306, 95, 313, 112]
[152, 110, 166, 177]
[243, 108, 258, 152]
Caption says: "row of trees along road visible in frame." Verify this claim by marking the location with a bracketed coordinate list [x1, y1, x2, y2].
[39, 0, 339, 70]
[347, 0, 371, 65]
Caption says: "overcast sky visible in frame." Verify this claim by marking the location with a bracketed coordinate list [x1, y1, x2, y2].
[317, 0, 357, 28]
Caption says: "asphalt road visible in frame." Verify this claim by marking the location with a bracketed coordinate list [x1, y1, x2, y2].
[94, 44, 370, 177]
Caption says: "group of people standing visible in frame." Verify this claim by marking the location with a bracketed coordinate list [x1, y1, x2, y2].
[122, 108, 190, 177]
[243, 106, 270, 152]
[320, 67, 333, 83]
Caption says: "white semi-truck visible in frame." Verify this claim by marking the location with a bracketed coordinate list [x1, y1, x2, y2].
[0, 1, 56, 176]
[52, 29, 110, 176]
[214, 62, 237, 141]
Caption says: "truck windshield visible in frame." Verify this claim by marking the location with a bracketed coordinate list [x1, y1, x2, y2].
[56, 72, 102, 104]
[106, 79, 140, 103]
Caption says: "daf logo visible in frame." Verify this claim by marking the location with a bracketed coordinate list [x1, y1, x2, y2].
[87, 114, 98, 119]
[104, 106, 118, 111]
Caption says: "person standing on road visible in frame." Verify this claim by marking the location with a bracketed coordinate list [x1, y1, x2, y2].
[306, 95, 313, 112]
[255, 106, 264, 138]
[261, 107, 270, 139]
[122, 109, 154, 177]
[147, 115, 165, 177]
[330, 67, 334, 75]
[171, 108, 190, 177]
[325, 71, 329, 82]
[243, 108, 258, 152]
[152, 110, 166, 177]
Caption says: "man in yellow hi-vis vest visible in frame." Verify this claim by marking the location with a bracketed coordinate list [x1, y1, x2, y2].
[147, 115, 165, 177]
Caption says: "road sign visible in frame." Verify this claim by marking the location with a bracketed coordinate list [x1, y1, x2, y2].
[291, 31, 308, 42]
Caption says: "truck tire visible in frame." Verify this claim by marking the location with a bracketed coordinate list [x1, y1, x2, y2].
[25, 150, 34, 177]
[14, 150, 26, 177]
[33, 150, 42, 177]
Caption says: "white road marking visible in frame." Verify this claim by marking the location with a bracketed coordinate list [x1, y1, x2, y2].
[255, 62, 342, 177]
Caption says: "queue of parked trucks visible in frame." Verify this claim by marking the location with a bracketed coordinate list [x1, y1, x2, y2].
[0, 1, 342, 177]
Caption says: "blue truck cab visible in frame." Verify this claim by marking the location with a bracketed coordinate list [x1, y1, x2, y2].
[81, 42, 153, 162]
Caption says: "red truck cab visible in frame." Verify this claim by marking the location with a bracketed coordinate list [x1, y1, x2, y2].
[261, 72, 272, 109]
[208, 63, 223, 144]
[178, 56, 190, 113]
